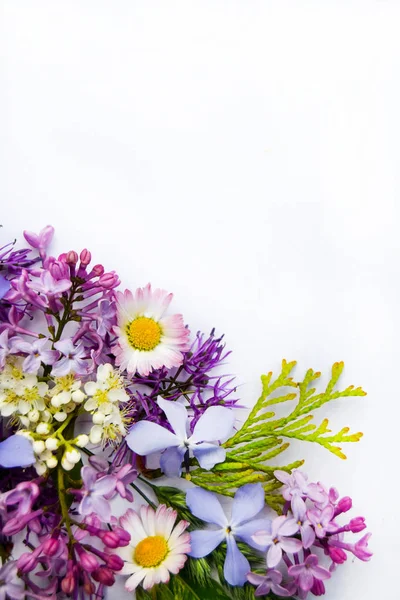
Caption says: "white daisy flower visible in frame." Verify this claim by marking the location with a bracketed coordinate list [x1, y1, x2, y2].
[114, 284, 190, 376]
[117, 505, 191, 592]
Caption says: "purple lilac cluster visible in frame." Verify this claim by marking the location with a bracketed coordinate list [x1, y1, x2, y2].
[125, 329, 239, 431]
[247, 470, 372, 598]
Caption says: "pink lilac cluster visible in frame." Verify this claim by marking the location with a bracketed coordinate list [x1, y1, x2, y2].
[247, 469, 372, 598]
[0, 476, 130, 599]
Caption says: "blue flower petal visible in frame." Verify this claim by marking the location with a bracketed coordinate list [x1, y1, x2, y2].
[160, 447, 185, 476]
[186, 487, 228, 527]
[234, 518, 272, 550]
[224, 536, 250, 586]
[157, 397, 188, 439]
[188, 529, 225, 558]
[0, 275, 10, 300]
[192, 443, 226, 470]
[190, 406, 235, 444]
[0, 435, 35, 468]
[126, 421, 179, 455]
[231, 483, 265, 526]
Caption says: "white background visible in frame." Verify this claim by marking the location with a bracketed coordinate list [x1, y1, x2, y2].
[1, 1, 399, 598]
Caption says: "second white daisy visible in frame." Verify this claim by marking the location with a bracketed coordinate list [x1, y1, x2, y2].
[117, 505, 191, 592]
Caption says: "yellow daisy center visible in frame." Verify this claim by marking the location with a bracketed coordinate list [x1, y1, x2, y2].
[126, 317, 162, 351]
[134, 535, 168, 568]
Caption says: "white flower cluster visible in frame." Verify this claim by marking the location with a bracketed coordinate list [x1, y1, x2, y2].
[0, 359, 129, 474]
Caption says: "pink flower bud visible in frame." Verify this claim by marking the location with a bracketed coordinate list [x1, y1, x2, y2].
[99, 530, 120, 548]
[77, 548, 100, 573]
[66, 251, 79, 265]
[80, 249, 92, 266]
[92, 567, 115, 586]
[83, 572, 96, 595]
[335, 496, 352, 515]
[348, 517, 366, 533]
[114, 526, 131, 546]
[42, 537, 60, 556]
[92, 264, 105, 277]
[17, 551, 40, 573]
[2, 509, 43, 535]
[106, 554, 124, 571]
[61, 572, 76, 594]
[99, 272, 120, 289]
[311, 579, 326, 596]
[328, 546, 347, 564]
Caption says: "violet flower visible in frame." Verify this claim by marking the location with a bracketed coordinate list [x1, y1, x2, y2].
[274, 469, 326, 512]
[0, 435, 35, 468]
[292, 497, 315, 549]
[51, 339, 87, 376]
[11, 337, 58, 373]
[252, 515, 303, 568]
[0, 329, 12, 369]
[247, 569, 294, 597]
[78, 466, 116, 522]
[88, 456, 137, 502]
[186, 484, 271, 586]
[0, 561, 24, 600]
[307, 505, 338, 538]
[27, 270, 71, 300]
[23, 225, 54, 259]
[96, 298, 117, 337]
[126, 397, 235, 476]
[288, 554, 331, 593]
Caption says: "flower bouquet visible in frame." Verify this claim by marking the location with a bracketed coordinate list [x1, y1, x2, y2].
[0, 226, 372, 599]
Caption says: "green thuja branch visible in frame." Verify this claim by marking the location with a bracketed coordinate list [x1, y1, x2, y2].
[191, 360, 366, 506]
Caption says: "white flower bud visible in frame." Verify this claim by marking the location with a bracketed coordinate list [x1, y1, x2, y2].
[34, 461, 47, 476]
[54, 411, 68, 422]
[16, 430, 33, 440]
[45, 437, 60, 451]
[36, 422, 51, 435]
[92, 411, 105, 425]
[61, 456, 75, 471]
[75, 434, 89, 448]
[65, 401, 76, 414]
[51, 396, 62, 408]
[32, 440, 46, 454]
[65, 448, 81, 464]
[28, 409, 40, 423]
[41, 450, 53, 461]
[46, 456, 58, 469]
[71, 390, 86, 404]
[89, 425, 103, 445]
[41, 409, 52, 422]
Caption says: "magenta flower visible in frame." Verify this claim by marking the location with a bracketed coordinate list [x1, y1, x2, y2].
[252, 516, 302, 568]
[353, 533, 373, 561]
[289, 554, 331, 592]
[78, 466, 116, 522]
[11, 337, 58, 373]
[51, 339, 87, 376]
[247, 569, 294, 597]
[307, 505, 338, 538]
[27, 270, 71, 299]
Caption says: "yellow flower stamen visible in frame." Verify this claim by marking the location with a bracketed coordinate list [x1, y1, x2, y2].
[134, 535, 168, 568]
[126, 317, 162, 351]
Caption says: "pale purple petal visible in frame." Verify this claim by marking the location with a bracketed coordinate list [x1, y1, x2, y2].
[192, 443, 226, 470]
[311, 565, 331, 581]
[276, 517, 299, 537]
[40, 350, 58, 365]
[188, 529, 225, 558]
[231, 483, 265, 527]
[301, 524, 316, 549]
[79, 495, 94, 516]
[223, 536, 250, 586]
[23, 230, 40, 248]
[160, 447, 185, 476]
[0, 436, 35, 468]
[126, 421, 180, 455]
[54, 339, 74, 355]
[298, 570, 314, 592]
[279, 537, 303, 554]
[0, 276, 10, 299]
[157, 397, 188, 439]
[267, 544, 283, 568]
[251, 531, 272, 547]
[235, 518, 272, 550]
[190, 406, 235, 444]
[90, 495, 112, 522]
[247, 573, 267, 587]
[186, 488, 228, 527]
[94, 475, 116, 496]
[274, 470, 293, 485]
[51, 357, 72, 377]
[22, 354, 42, 373]
[81, 466, 97, 489]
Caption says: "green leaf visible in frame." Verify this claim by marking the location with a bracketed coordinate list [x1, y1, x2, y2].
[190, 360, 365, 506]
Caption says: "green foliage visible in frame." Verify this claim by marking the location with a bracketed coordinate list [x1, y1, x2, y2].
[190, 360, 365, 506]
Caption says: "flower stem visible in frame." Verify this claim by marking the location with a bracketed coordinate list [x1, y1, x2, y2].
[57, 466, 74, 553]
